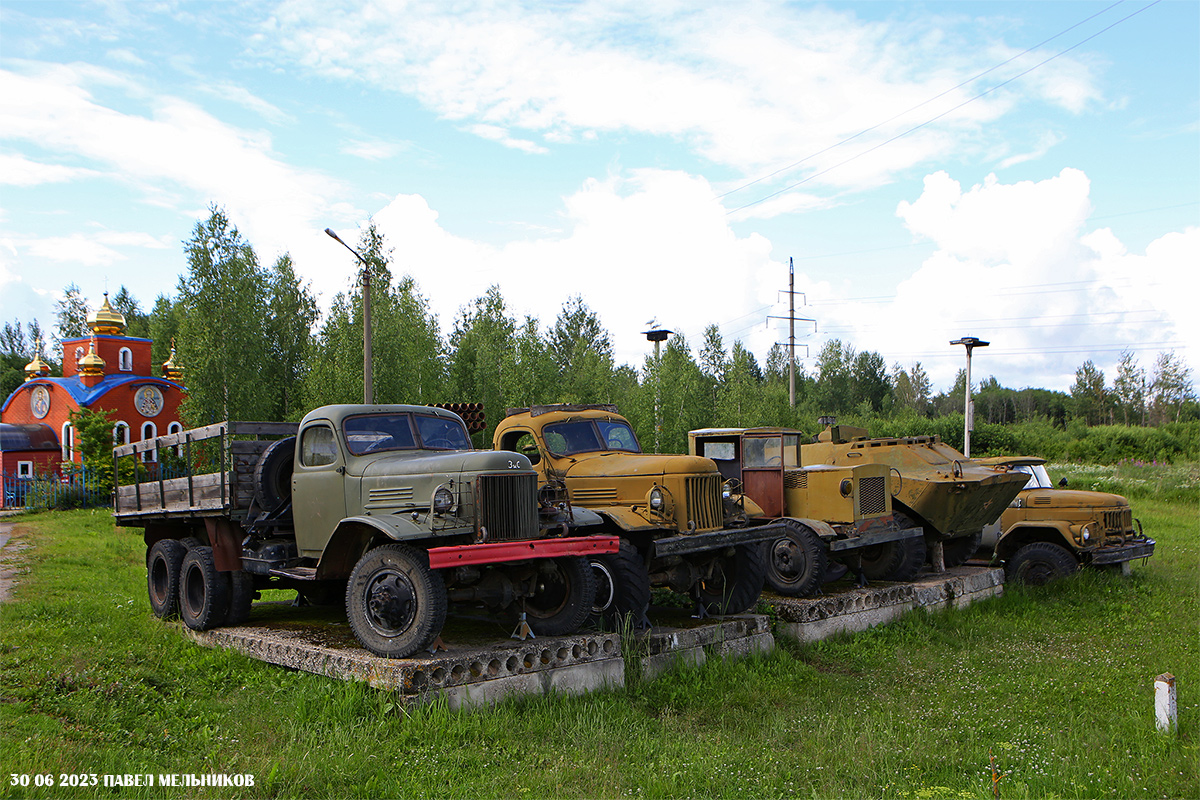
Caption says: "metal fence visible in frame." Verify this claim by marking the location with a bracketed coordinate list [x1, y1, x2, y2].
[1, 465, 109, 510]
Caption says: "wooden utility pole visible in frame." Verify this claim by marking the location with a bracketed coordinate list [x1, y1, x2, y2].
[325, 228, 374, 404]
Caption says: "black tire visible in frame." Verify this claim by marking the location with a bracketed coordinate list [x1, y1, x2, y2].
[226, 571, 256, 625]
[590, 540, 651, 628]
[1006, 541, 1078, 586]
[860, 535, 927, 582]
[179, 546, 231, 631]
[147, 539, 187, 618]
[519, 556, 595, 637]
[346, 544, 447, 658]
[180, 536, 203, 551]
[696, 544, 768, 615]
[764, 522, 828, 597]
[254, 437, 295, 512]
[941, 529, 983, 568]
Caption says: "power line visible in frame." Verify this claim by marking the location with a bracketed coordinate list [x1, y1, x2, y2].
[718, 1, 1129, 202]
[727, 1, 1162, 215]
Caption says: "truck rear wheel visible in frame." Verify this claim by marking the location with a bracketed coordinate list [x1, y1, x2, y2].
[346, 544, 447, 658]
[764, 522, 827, 597]
[860, 535, 926, 582]
[590, 541, 651, 629]
[697, 544, 767, 615]
[226, 571, 255, 625]
[940, 529, 982, 568]
[179, 545, 231, 631]
[1007, 541, 1078, 586]
[519, 556, 595, 636]
[147, 539, 187, 618]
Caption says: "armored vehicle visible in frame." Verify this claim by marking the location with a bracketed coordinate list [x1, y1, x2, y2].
[493, 405, 789, 623]
[978, 457, 1154, 584]
[113, 405, 618, 658]
[688, 427, 924, 595]
[801, 421, 1028, 574]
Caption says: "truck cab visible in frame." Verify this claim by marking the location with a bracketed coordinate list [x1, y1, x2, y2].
[979, 457, 1154, 584]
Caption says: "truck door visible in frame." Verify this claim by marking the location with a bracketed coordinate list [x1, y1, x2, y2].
[741, 434, 786, 518]
[291, 421, 347, 557]
[497, 428, 547, 479]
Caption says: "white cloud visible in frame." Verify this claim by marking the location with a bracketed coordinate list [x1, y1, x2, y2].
[197, 82, 296, 125]
[340, 138, 408, 161]
[0, 62, 360, 305]
[265, 1, 1100, 191]
[365, 168, 782, 368]
[819, 169, 1198, 391]
[0, 153, 103, 186]
[997, 131, 1064, 169]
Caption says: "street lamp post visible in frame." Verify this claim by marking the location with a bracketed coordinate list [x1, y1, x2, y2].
[642, 325, 673, 454]
[950, 337, 990, 458]
[325, 228, 373, 404]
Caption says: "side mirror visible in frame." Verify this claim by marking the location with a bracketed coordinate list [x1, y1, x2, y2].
[1058, 477, 1068, 487]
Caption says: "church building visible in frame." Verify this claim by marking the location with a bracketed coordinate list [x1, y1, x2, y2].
[0, 294, 187, 465]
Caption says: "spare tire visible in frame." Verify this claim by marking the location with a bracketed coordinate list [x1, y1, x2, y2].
[254, 436, 295, 512]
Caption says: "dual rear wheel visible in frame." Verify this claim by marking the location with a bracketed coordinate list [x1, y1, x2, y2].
[146, 538, 253, 630]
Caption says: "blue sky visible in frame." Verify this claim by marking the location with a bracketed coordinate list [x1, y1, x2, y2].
[1, 0, 1196, 395]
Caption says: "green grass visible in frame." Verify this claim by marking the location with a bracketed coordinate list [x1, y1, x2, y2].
[1, 502, 1196, 799]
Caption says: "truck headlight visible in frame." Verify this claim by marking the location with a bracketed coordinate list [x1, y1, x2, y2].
[433, 486, 454, 515]
[722, 479, 738, 499]
[839, 479, 853, 498]
[649, 486, 665, 512]
[1081, 525, 1091, 542]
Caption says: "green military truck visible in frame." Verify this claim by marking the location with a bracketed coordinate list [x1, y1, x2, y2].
[801, 421, 1029, 575]
[113, 404, 618, 658]
[493, 405, 790, 623]
[978, 457, 1155, 584]
[688, 427, 924, 595]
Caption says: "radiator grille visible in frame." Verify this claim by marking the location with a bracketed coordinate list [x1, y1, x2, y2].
[476, 473, 539, 542]
[685, 475, 723, 532]
[859, 476, 887, 516]
[784, 471, 808, 489]
[1102, 507, 1132, 534]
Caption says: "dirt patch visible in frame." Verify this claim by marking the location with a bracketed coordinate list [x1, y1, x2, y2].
[0, 522, 31, 604]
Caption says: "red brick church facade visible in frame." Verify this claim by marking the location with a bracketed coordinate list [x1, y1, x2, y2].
[0, 294, 186, 473]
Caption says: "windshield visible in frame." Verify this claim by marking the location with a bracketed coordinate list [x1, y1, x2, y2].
[343, 413, 471, 455]
[1015, 464, 1053, 490]
[543, 419, 642, 455]
[344, 414, 417, 455]
[414, 414, 472, 450]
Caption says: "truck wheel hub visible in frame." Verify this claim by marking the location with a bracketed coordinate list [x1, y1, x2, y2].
[365, 571, 416, 633]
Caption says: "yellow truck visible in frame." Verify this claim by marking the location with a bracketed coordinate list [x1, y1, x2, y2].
[979, 457, 1155, 584]
[688, 427, 924, 594]
[494, 405, 791, 623]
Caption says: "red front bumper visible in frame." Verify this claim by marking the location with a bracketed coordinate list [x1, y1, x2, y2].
[427, 535, 620, 569]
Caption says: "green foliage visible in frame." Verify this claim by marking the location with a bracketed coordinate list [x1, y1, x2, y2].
[67, 407, 118, 500]
[52, 282, 89, 344]
[305, 222, 443, 409]
[176, 207, 276, 425]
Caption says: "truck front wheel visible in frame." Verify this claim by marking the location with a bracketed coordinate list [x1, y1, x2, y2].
[518, 556, 595, 637]
[346, 544, 447, 658]
[940, 529, 983, 568]
[591, 540, 651, 629]
[1006, 541, 1078, 585]
[147, 539, 187, 618]
[764, 522, 827, 597]
[696, 544, 768, 615]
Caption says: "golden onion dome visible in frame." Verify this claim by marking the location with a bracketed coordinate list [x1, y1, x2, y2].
[23, 353, 51, 381]
[87, 292, 126, 336]
[78, 338, 106, 376]
[162, 338, 183, 382]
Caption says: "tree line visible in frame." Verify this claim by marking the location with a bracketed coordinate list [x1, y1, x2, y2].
[2, 207, 1195, 461]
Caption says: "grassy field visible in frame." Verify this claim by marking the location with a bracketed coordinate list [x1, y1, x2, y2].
[1, 479, 1196, 798]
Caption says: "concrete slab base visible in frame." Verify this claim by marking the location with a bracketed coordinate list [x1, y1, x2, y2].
[185, 566, 1002, 709]
[768, 566, 1005, 644]
[186, 606, 774, 710]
